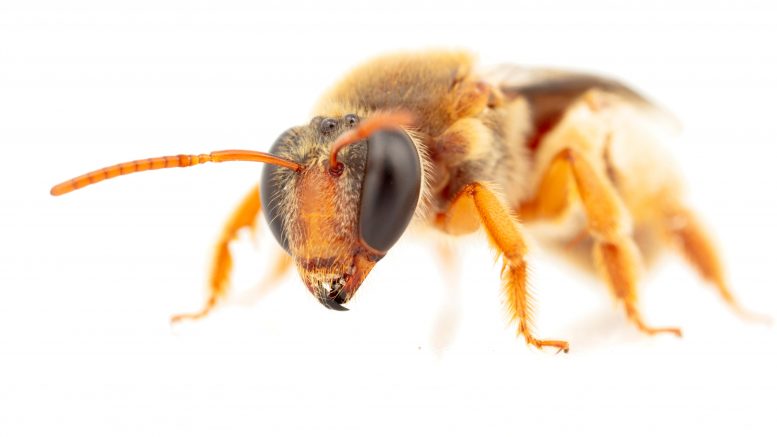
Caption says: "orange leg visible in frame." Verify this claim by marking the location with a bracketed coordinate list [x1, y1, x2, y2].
[257, 249, 293, 291]
[430, 241, 461, 353]
[442, 182, 569, 352]
[518, 147, 576, 222]
[237, 249, 293, 305]
[171, 184, 262, 323]
[662, 206, 770, 323]
[527, 149, 682, 337]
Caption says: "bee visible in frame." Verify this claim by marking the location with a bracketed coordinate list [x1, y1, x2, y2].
[50, 51, 765, 352]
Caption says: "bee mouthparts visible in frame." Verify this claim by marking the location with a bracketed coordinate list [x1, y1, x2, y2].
[313, 275, 350, 311]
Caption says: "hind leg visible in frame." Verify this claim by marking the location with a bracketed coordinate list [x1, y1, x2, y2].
[172, 185, 262, 322]
[522, 148, 682, 337]
[661, 205, 770, 323]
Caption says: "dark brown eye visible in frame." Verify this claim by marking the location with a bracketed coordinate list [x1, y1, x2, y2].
[261, 130, 294, 253]
[345, 114, 359, 127]
[319, 118, 338, 134]
[358, 129, 421, 252]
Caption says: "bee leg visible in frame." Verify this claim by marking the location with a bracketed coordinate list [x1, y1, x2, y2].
[518, 145, 575, 222]
[661, 206, 771, 323]
[559, 148, 682, 337]
[256, 249, 292, 293]
[441, 182, 570, 353]
[171, 184, 261, 323]
[430, 241, 461, 353]
[592, 238, 682, 336]
[238, 249, 293, 306]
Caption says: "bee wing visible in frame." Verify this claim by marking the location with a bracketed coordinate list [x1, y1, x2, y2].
[481, 64, 681, 137]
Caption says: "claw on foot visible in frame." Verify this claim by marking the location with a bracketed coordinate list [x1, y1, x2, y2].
[170, 307, 213, 324]
[526, 337, 570, 354]
[634, 320, 683, 337]
[732, 305, 773, 326]
[626, 305, 683, 337]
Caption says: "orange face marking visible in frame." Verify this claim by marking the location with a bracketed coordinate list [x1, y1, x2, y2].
[291, 166, 381, 307]
[295, 169, 349, 260]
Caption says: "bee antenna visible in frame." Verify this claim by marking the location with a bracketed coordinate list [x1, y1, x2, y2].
[328, 111, 414, 172]
[50, 150, 303, 196]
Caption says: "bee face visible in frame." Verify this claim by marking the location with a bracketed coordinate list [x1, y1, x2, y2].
[261, 115, 422, 310]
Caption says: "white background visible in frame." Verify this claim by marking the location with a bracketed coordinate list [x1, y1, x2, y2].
[1, 1, 776, 435]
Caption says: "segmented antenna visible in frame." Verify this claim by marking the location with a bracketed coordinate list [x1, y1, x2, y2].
[50, 150, 302, 196]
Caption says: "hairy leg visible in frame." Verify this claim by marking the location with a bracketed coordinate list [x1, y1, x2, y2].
[524, 148, 682, 337]
[430, 241, 461, 353]
[661, 205, 770, 323]
[440, 182, 569, 352]
[237, 249, 293, 306]
[171, 184, 261, 322]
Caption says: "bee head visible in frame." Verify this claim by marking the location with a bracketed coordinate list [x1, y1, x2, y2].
[261, 113, 422, 310]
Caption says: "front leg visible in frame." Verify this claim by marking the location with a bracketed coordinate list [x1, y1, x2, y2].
[438, 182, 569, 353]
[171, 185, 262, 322]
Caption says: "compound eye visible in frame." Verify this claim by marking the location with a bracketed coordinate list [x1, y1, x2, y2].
[358, 129, 422, 252]
[261, 131, 294, 253]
